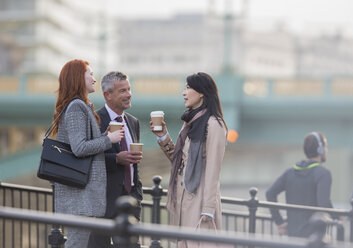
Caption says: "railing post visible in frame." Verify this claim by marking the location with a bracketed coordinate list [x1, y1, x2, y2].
[349, 197, 353, 242]
[48, 225, 66, 248]
[336, 222, 344, 241]
[150, 176, 163, 248]
[113, 196, 138, 248]
[49, 183, 66, 247]
[248, 187, 258, 234]
[306, 212, 329, 248]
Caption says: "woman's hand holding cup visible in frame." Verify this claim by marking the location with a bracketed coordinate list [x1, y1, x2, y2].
[150, 120, 167, 137]
[150, 111, 168, 137]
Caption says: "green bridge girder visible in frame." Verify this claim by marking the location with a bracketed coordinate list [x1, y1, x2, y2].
[2, 75, 353, 182]
[1, 75, 353, 147]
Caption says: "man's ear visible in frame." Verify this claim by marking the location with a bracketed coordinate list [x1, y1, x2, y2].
[103, 91, 110, 100]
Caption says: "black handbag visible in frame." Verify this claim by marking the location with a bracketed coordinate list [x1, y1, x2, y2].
[37, 99, 93, 188]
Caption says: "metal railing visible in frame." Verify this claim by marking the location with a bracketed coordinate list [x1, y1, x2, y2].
[1, 176, 353, 247]
[1, 196, 353, 248]
[221, 187, 353, 241]
[0, 182, 53, 248]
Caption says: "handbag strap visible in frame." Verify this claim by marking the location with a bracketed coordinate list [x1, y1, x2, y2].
[44, 98, 80, 138]
[195, 216, 218, 233]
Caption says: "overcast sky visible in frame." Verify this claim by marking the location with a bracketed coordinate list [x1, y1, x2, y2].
[103, 0, 353, 37]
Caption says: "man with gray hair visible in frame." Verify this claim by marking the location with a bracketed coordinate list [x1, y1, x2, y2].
[88, 71, 143, 248]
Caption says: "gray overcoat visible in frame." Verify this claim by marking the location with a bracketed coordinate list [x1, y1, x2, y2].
[54, 99, 112, 217]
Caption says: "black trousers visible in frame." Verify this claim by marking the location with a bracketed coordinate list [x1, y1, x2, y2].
[87, 186, 141, 248]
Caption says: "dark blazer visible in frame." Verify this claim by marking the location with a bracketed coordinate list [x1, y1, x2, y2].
[96, 106, 143, 218]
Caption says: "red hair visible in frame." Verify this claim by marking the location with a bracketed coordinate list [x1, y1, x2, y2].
[52, 59, 100, 135]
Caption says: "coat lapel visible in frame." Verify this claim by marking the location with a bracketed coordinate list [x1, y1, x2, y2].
[124, 114, 137, 143]
[101, 107, 121, 151]
[100, 107, 111, 131]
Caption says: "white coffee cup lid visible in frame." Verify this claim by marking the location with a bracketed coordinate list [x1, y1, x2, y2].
[150, 111, 164, 117]
[110, 121, 123, 125]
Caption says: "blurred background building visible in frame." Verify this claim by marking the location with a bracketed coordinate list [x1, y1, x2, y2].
[1, 0, 353, 207]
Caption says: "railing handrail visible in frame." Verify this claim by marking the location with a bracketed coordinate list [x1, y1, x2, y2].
[0, 202, 348, 248]
[0, 206, 115, 233]
[141, 200, 166, 208]
[1, 177, 353, 246]
[142, 187, 168, 196]
[258, 199, 351, 216]
[222, 209, 272, 219]
[1, 181, 351, 218]
[0, 182, 167, 196]
[221, 196, 351, 217]
[130, 223, 308, 248]
[0, 181, 52, 193]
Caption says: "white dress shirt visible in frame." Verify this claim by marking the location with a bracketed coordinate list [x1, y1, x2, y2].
[105, 103, 134, 186]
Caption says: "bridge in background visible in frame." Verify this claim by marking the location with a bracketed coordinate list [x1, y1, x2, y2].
[1, 72, 353, 144]
[1, 73, 353, 196]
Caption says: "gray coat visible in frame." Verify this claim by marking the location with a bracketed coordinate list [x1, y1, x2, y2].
[54, 99, 112, 217]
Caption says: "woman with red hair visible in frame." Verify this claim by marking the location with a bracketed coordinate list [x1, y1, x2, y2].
[53, 59, 124, 247]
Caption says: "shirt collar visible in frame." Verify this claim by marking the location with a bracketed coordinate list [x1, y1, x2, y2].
[105, 103, 125, 121]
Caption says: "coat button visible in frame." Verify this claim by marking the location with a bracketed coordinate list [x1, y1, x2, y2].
[181, 181, 183, 186]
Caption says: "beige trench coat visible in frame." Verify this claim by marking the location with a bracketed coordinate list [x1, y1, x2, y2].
[158, 116, 227, 247]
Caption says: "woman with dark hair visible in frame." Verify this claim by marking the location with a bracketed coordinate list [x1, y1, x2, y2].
[53, 59, 124, 247]
[150, 72, 227, 247]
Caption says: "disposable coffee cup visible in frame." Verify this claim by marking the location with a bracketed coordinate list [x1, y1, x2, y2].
[150, 111, 164, 131]
[130, 143, 143, 152]
[109, 121, 124, 132]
